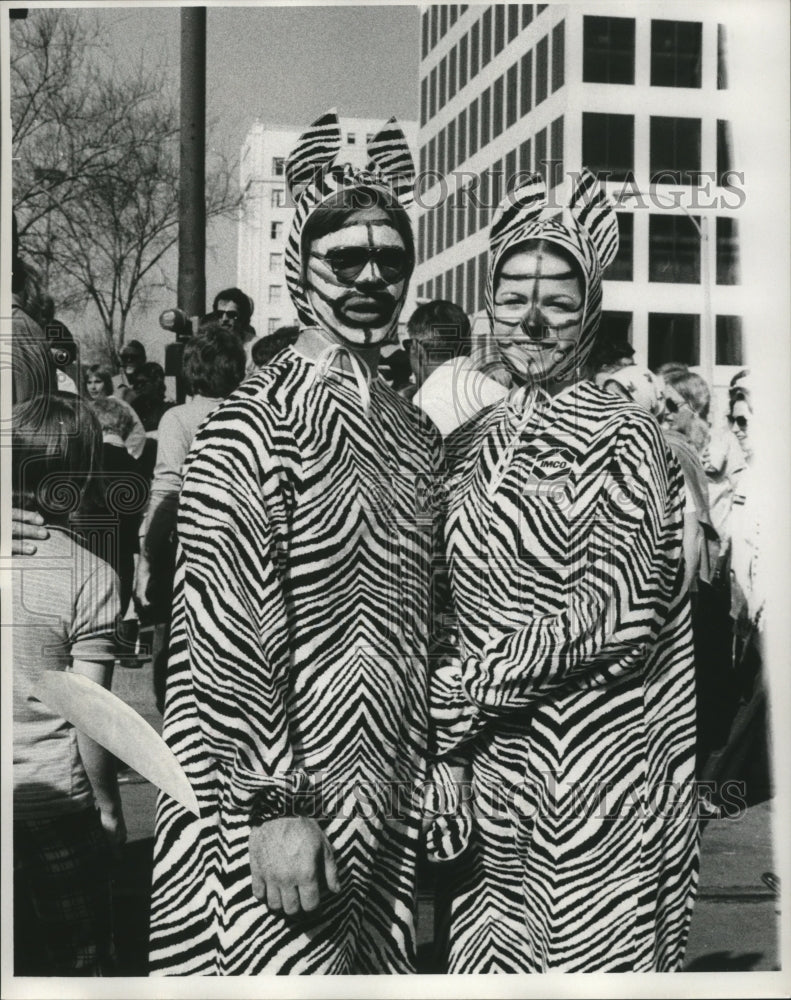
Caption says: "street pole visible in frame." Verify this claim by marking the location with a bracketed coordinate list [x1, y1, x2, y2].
[178, 7, 206, 320]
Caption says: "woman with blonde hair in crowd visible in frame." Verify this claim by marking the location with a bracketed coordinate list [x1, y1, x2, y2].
[83, 363, 147, 461]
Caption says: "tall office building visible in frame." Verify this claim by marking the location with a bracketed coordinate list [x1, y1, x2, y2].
[415, 2, 745, 390]
[237, 116, 419, 340]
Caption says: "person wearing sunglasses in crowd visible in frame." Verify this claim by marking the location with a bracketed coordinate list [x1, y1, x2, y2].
[429, 173, 699, 972]
[148, 112, 444, 975]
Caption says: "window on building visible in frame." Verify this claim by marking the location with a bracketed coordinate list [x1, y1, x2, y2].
[418, 214, 426, 263]
[449, 46, 458, 101]
[520, 50, 533, 116]
[608, 213, 633, 281]
[493, 75, 504, 140]
[494, 4, 505, 55]
[478, 168, 490, 232]
[481, 7, 492, 68]
[446, 191, 456, 249]
[440, 3, 448, 38]
[427, 209, 435, 259]
[648, 313, 700, 368]
[435, 272, 444, 300]
[271, 189, 285, 207]
[650, 20, 702, 88]
[465, 257, 476, 314]
[428, 135, 436, 176]
[717, 119, 735, 186]
[429, 66, 437, 119]
[269, 285, 282, 304]
[519, 137, 532, 174]
[549, 115, 563, 188]
[459, 33, 469, 89]
[269, 252, 283, 273]
[522, 4, 534, 29]
[649, 116, 701, 184]
[536, 35, 549, 105]
[551, 21, 565, 91]
[506, 63, 518, 128]
[456, 185, 466, 243]
[470, 20, 480, 76]
[469, 97, 479, 157]
[583, 16, 635, 84]
[717, 23, 728, 89]
[537, 3, 548, 13]
[508, 4, 520, 42]
[480, 86, 492, 149]
[447, 119, 457, 174]
[267, 318, 282, 335]
[347, 132, 356, 145]
[439, 55, 447, 109]
[458, 108, 467, 164]
[420, 77, 428, 126]
[420, 145, 427, 176]
[582, 112, 634, 182]
[599, 311, 633, 347]
[422, 10, 430, 58]
[535, 127, 548, 183]
[450, 5, 459, 27]
[649, 213, 701, 283]
[272, 157, 285, 176]
[716, 217, 740, 284]
[506, 149, 517, 192]
[426, 278, 434, 300]
[716, 315, 743, 365]
[437, 199, 446, 255]
[454, 262, 464, 304]
[467, 175, 478, 234]
[430, 5, 439, 49]
[270, 221, 283, 240]
[477, 251, 488, 311]
[437, 127, 446, 178]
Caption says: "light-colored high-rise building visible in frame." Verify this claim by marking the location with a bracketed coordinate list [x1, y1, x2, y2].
[237, 116, 419, 340]
[415, 2, 745, 391]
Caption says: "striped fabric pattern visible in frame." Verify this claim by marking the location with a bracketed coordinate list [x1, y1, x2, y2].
[149, 350, 444, 974]
[436, 385, 700, 972]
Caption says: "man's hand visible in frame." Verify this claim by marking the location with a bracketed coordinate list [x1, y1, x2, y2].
[99, 800, 128, 860]
[133, 552, 152, 610]
[249, 816, 340, 915]
[11, 508, 49, 555]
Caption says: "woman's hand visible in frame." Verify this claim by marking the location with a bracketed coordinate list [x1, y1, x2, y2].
[11, 508, 49, 555]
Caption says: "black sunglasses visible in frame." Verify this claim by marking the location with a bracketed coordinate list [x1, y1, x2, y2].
[217, 309, 239, 318]
[664, 397, 689, 415]
[312, 246, 410, 284]
[729, 414, 748, 430]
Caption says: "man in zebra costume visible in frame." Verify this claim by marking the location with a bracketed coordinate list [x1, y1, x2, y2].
[148, 111, 443, 974]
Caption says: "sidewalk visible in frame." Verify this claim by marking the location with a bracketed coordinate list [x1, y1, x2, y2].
[111, 661, 780, 974]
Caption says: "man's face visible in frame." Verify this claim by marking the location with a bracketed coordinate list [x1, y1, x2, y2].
[304, 207, 411, 346]
[216, 299, 244, 334]
[493, 245, 584, 385]
[122, 354, 143, 378]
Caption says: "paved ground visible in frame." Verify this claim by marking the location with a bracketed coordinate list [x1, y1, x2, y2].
[110, 659, 781, 975]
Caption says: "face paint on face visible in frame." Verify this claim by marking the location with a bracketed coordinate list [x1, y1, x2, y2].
[305, 207, 410, 347]
[492, 245, 584, 386]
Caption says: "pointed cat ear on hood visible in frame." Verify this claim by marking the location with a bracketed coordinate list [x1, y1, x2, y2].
[366, 117, 416, 208]
[567, 168, 620, 270]
[285, 108, 342, 203]
[489, 172, 547, 255]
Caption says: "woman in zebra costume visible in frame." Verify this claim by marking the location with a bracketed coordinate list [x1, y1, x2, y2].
[431, 172, 700, 972]
[148, 111, 442, 974]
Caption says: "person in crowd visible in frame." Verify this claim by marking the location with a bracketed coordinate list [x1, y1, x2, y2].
[11, 213, 56, 403]
[87, 395, 149, 615]
[729, 387, 753, 464]
[114, 340, 147, 401]
[134, 323, 247, 713]
[211, 286, 258, 369]
[130, 361, 172, 436]
[83, 364, 147, 460]
[12, 394, 125, 975]
[404, 299, 507, 436]
[589, 333, 636, 385]
[148, 110, 442, 975]
[249, 324, 299, 370]
[430, 172, 699, 972]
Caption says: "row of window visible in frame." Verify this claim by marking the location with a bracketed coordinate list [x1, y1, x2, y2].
[420, 39, 563, 180]
[418, 121, 564, 259]
[583, 16, 720, 89]
[422, 4, 549, 60]
[421, 16, 562, 126]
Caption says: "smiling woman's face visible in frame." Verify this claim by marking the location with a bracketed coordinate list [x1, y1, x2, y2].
[86, 374, 106, 399]
[492, 243, 585, 385]
[305, 207, 409, 346]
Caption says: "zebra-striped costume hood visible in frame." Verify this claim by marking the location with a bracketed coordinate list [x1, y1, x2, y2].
[486, 170, 619, 385]
[283, 109, 415, 337]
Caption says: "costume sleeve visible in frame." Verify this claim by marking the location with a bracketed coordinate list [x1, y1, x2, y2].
[461, 416, 684, 711]
[176, 401, 303, 815]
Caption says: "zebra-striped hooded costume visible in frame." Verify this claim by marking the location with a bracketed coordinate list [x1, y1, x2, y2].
[432, 172, 700, 972]
[149, 111, 441, 974]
